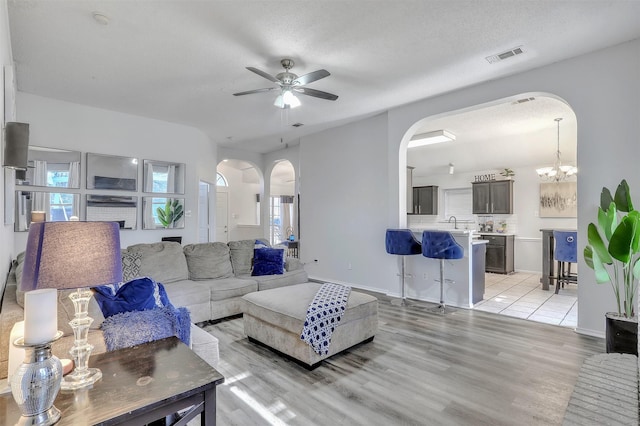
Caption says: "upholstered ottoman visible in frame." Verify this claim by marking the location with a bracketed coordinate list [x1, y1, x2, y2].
[242, 282, 378, 368]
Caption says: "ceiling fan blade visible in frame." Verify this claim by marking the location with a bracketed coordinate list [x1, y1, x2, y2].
[293, 69, 330, 86]
[233, 87, 277, 96]
[246, 67, 279, 83]
[294, 87, 338, 101]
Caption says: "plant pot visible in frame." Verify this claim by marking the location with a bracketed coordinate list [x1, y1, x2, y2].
[605, 312, 638, 355]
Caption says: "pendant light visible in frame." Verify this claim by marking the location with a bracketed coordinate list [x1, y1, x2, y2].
[536, 118, 577, 182]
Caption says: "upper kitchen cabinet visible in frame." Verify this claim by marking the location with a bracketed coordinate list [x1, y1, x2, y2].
[472, 180, 513, 214]
[410, 185, 438, 215]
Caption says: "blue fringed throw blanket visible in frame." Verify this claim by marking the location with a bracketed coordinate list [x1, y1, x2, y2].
[300, 282, 351, 355]
[101, 305, 191, 351]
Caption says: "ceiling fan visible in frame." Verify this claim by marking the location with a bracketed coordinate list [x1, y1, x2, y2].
[233, 59, 338, 109]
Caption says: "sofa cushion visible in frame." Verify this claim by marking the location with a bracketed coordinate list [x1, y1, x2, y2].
[195, 277, 258, 302]
[183, 243, 234, 280]
[121, 251, 142, 282]
[247, 269, 309, 291]
[228, 240, 255, 276]
[252, 247, 285, 276]
[126, 242, 189, 283]
[162, 280, 211, 310]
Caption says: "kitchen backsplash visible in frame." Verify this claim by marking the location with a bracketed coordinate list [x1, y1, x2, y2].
[408, 214, 518, 234]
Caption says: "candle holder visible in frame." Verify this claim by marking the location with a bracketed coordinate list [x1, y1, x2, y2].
[10, 331, 63, 426]
[61, 287, 102, 390]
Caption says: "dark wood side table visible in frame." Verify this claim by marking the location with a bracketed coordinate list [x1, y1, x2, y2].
[0, 336, 224, 426]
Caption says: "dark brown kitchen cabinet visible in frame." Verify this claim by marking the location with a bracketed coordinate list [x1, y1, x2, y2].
[481, 234, 514, 274]
[472, 180, 513, 214]
[410, 185, 438, 215]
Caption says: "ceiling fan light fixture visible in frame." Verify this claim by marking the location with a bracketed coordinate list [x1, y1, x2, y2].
[283, 90, 300, 108]
[408, 130, 456, 148]
[273, 89, 300, 109]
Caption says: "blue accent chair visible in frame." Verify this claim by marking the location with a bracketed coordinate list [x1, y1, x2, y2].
[422, 231, 464, 312]
[385, 229, 422, 301]
[553, 231, 577, 294]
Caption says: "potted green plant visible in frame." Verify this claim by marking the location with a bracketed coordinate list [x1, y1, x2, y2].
[584, 179, 640, 354]
[500, 168, 515, 179]
[157, 199, 184, 229]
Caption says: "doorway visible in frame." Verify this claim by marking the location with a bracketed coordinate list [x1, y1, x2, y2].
[198, 181, 211, 243]
[216, 191, 229, 243]
[269, 160, 295, 245]
[401, 93, 578, 327]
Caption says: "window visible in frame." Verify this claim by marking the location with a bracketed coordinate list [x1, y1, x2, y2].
[269, 196, 282, 245]
[49, 192, 74, 221]
[216, 172, 228, 187]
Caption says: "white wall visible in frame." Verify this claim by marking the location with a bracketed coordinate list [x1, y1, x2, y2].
[0, 1, 14, 282]
[393, 40, 640, 337]
[300, 113, 391, 291]
[298, 39, 639, 337]
[14, 92, 216, 250]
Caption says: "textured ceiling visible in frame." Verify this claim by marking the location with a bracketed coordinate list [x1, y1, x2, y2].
[8, 1, 640, 155]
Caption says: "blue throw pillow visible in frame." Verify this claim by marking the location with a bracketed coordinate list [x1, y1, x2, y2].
[94, 277, 170, 318]
[252, 247, 285, 276]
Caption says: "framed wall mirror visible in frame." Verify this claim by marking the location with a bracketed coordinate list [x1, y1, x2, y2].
[15, 190, 80, 231]
[86, 194, 138, 230]
[87, 153, 138, 191]
[142, 197, 185, 230]
[17, 146, 82, 188]
[143, 160, 185, 194]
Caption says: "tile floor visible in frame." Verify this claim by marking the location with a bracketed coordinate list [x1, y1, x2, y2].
[474, 272, 578, 328]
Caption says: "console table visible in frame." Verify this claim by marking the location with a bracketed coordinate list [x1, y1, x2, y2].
[0, 336, 224, 425]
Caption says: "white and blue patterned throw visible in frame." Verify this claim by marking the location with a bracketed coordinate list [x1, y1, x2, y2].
[300, 283, 351, 355]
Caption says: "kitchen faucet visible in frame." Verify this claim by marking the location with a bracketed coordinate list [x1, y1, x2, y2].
[448, 215, 457, 229]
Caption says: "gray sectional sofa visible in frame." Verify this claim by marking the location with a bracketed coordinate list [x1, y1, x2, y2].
[0, 239, 308, 379]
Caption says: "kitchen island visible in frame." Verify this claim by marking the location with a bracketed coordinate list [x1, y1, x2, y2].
[406, 230, 487, 308]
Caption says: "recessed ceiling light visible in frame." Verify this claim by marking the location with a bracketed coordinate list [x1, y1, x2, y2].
[292, 123, 304, 127]
[92, 12, 110, 26]
[408, 130, 456, 148]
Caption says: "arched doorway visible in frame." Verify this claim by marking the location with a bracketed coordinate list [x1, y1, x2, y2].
[400, 93, 579, 327]
[216, 159, 264, 241]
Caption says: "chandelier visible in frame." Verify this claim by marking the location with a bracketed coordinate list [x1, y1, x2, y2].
[536, 117, 577, 182]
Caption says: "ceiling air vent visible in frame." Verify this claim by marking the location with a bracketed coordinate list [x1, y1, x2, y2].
[513, 97, 535, 105]
[292, 123, 304, 127]
[486, 46, 525, 64]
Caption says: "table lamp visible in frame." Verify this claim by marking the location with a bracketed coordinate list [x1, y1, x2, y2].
[20, 221, 122, 393]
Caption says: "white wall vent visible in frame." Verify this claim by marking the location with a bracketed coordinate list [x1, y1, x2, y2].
[486, 46, 525, 64]
[513, 97, 535, 105]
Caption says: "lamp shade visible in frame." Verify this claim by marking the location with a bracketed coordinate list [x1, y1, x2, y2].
[3, 122, 29, 170]
[21, 221, 122, 291]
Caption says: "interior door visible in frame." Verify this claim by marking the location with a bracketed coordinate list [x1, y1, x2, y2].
[215, 191, 229, 243]
[198, 181, 211, 243]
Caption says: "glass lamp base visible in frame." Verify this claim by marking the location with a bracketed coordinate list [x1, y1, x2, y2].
[61, 367, 102, 391]
[16, 405, 61, 426]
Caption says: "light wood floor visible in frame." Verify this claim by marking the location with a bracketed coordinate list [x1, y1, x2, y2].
[202, 292, 603, 426]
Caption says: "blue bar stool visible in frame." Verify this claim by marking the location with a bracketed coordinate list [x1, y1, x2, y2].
[422, 231, 464, 313]
[385, 229, 422, 302]
[553, 231, 577, 294]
